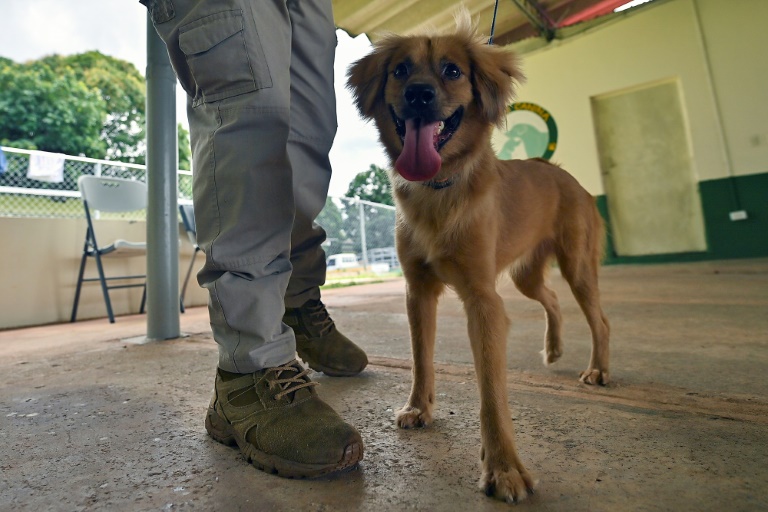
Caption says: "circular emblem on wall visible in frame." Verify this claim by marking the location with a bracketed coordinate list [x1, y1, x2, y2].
[497, 102, 558, 160]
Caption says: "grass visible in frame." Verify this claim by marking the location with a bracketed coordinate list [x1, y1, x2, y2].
[322, 269, 402, 289]
[0, 195, 83, 217]
[322, 280, 387, 289]
[0, 195, 147, 220]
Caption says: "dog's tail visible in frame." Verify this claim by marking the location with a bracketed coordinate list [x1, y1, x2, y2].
[593, 198, 608, 266]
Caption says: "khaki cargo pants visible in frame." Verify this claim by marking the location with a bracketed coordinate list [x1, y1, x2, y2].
[146, 0, 337, 372]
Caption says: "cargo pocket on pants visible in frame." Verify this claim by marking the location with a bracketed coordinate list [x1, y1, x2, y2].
[145, 0, 175, 24]
[179, 9, 271, 104]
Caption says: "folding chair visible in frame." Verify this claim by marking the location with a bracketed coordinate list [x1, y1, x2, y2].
[179, 203, 202, 313]
[71, 176, 148, 323]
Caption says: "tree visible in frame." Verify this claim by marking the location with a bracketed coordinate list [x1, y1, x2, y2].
[40, 52, 146, 162]
[177, 123, 191, 171]
[316, 197, 345, 255]
[0, 59, 105, 156]
[345, 164, 394, 206]
[0, 51, 191, 169]
[341, 199, 396, 254]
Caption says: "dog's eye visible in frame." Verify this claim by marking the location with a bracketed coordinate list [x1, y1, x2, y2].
[393, 63, 409, 79]
[443, 63, 462, 80]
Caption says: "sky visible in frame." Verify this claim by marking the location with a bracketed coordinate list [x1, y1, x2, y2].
[0, 0, 388, 197]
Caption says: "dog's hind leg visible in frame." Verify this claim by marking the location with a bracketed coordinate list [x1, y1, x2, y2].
[396, 267, 444, 428]
[510, 243, 563, 365]
[556, 242, 610, 386]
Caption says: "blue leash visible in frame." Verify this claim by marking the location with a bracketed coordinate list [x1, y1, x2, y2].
[488, 0, 500, 44]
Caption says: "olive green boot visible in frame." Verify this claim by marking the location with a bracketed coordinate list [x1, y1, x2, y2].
[283, 299, 368, 377]
[205, 360, 364, 478]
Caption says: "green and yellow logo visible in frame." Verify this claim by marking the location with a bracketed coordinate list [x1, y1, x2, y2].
[496, 102, 558, 160]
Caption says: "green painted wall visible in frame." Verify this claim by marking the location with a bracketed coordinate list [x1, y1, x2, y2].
[699, 173, 768, 259]
[597, 171, 768, 264]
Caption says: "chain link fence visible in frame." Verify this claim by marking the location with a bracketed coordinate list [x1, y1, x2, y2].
[0, 147, 192, 221]
[0, 146, 397, 268]
[317, 196, 398, 270]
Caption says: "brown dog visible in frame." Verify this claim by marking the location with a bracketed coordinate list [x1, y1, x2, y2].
[347, 16, 610, 503]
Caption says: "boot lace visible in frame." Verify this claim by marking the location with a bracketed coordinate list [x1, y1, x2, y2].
[267, 361, 317, 400]
[305, 300, 335, 337]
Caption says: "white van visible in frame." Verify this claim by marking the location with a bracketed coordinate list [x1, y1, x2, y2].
[326, 253, 360, 271]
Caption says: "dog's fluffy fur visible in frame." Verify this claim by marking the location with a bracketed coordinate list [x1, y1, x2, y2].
[347, 16, 610, 503]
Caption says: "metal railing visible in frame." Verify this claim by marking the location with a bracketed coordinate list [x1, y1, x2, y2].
[0, 146, 397, 268]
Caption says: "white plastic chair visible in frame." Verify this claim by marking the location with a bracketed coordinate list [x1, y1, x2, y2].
[71, 175, 148, 323]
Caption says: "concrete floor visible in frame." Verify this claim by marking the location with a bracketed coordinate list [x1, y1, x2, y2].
[1, 260, 767, 511]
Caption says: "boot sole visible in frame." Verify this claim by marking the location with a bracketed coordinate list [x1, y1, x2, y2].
[205, 407, 363, 478]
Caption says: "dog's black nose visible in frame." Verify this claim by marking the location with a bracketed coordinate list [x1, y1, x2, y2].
[404, 83, 436, 110]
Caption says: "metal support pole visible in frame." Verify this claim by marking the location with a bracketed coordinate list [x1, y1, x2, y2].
[358, 200, 368, 270]
[145, 15, 180, 340]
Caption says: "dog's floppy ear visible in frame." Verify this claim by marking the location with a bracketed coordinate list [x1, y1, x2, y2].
[346, 40, 396, 120]
[469, 44, 524, 127]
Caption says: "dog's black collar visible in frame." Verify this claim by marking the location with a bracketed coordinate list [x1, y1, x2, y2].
[423, 178, 454, 190]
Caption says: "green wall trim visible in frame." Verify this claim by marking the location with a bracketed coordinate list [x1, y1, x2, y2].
[596, 172, 768, 264]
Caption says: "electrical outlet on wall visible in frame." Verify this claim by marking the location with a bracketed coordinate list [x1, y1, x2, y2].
[729, 210, 748, 221]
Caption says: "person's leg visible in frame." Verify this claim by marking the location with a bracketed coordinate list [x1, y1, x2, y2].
[144, 0, 362, 476]
[283, 0, 335, 307]
[281, 0, 368, 376]
[149, 0, 294, 372]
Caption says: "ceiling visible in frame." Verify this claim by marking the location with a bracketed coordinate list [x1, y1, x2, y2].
[332, 0, 645, 46]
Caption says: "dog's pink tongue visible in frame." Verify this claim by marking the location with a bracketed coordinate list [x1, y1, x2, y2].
[395, 118, 442, 181]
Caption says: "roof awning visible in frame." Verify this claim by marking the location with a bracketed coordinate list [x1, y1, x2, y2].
[333, 0, 653, 46]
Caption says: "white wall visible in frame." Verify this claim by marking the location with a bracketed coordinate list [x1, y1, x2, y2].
[0, 217, 207, 330]
[497, 0, 768, 194]
[696, 0, 768, 176]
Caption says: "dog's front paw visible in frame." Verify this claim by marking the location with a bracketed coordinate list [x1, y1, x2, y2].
[396, 405, 432, 428]
[579, 367, 609, 385]
[480, 463, 536, 504]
